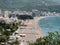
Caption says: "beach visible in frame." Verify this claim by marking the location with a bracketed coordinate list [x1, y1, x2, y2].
[14, 16, 47, 45]
[34, 16, 46, 37]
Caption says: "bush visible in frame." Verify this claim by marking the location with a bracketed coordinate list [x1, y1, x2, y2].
[0, 20, 18, 43]
[29, 31, 60, 45]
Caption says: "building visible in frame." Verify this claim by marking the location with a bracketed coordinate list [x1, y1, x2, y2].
[0, 9, 3, 17]
[0, 9, 2, 14]
[32, 9, 40, 17]
[4, 10, 11, 18]
[12, 11, 32, 16]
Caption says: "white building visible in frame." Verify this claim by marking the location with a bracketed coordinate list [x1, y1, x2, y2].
[4, 10, 11, 18]
[0, 9, 2, 14]
[12, 11, 32, 15]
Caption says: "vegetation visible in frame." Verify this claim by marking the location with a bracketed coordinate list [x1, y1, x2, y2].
[0, 20, 18, 44]
[0, 0, 60, 12]
[10, 38, 20, 45]
[29, 31, 60, 45]
[17, 15, 33, 20]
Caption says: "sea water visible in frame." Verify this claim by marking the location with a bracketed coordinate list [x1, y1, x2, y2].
[39, 16, 60, 35]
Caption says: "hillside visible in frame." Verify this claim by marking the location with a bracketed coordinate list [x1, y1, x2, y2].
[0, 0, 60, 12]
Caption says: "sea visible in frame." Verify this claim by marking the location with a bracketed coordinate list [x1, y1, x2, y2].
[39, 16, 60, 35]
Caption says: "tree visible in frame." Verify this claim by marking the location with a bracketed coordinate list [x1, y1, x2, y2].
[29, 31, 60, 45]
[0, 35, 7, 42]
[11, 38, 20, 45]
[0, 20, 18, 45]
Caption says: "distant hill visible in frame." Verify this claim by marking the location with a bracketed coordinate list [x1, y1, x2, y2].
[0, 0, 60, 12]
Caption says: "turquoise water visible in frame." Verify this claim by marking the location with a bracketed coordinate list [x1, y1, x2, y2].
[39, 16, 60, 35]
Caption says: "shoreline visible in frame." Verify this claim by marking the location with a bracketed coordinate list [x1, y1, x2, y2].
[34, 16, 47, 37]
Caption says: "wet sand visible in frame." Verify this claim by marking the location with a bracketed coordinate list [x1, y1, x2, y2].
[34, 16, 46, 37]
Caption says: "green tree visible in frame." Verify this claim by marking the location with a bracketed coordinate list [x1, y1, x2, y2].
[29, 31, 60, 45]
[0, 20, 18, 45]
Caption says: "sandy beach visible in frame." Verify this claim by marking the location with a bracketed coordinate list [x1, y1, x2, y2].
[34, 16, 47, 37]
[14, 16, 47, 45]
